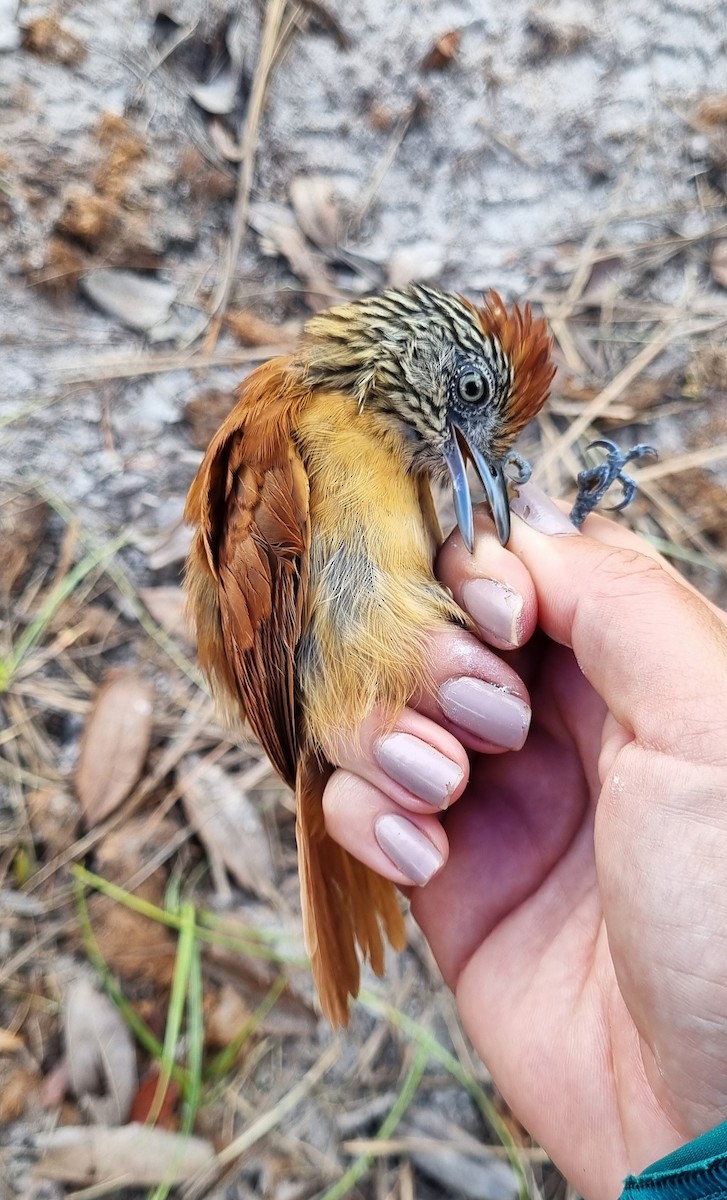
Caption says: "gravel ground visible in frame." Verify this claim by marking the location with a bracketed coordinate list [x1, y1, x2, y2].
[1, 1, 727, 1197]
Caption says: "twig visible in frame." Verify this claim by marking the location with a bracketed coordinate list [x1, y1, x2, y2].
[635, 443, 727, 483]
[182, 1042, 340, 1199]
[204, 0, 290, 349]
[532, 318, 680, 480]
[51, 343, 294, 385]
[341, 1137, 550, 1162]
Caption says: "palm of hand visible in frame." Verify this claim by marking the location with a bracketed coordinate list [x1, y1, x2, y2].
[413, 629, 727, 1193]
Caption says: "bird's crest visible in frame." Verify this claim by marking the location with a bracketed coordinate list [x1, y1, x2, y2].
[473, 291, 555, 451]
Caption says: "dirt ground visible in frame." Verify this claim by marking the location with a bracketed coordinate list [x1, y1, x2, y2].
[1, 1, 727, 1198]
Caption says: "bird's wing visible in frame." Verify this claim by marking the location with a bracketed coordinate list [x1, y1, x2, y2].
[184, 359, 310, 787]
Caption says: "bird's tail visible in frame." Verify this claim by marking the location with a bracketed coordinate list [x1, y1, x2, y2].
[296, 753, 406, 1026]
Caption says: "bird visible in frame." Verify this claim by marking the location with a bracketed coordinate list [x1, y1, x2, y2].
[184, 284, 555, 1025]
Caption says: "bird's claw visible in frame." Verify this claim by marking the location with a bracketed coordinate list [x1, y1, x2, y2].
[503, 450, 532, 486]
[569, 439, 657, 528]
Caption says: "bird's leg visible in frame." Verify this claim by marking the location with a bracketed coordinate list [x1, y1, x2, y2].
[569, 439, 657, 528]
[503, 449, 533, 486]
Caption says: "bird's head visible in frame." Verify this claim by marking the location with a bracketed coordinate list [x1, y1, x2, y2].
[301, 285, 554, 548]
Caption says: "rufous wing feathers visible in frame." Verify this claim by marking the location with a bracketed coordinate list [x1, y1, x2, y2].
[185, 361, 406, 1025]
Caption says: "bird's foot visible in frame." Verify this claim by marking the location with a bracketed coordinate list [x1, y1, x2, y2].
[569, 439, 657, 528]
[503, 450, 533, 486]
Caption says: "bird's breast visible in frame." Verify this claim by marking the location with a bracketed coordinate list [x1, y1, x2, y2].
[293, 392, 465, 755]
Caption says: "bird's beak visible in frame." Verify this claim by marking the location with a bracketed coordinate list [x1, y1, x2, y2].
[444, 425, 511, 552]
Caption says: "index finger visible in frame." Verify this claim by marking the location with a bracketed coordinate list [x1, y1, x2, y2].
[508, 483, 727, 765]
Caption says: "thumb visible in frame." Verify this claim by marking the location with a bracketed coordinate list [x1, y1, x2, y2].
[508, 483, 727, 764]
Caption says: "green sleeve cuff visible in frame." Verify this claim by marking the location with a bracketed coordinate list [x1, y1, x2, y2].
[621, 1122, 727, 1200]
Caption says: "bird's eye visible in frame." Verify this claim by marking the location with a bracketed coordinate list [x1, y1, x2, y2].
[457, 370, 487, 403]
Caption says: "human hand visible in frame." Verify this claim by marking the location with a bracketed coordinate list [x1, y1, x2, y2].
[322, 482, 727, 1198]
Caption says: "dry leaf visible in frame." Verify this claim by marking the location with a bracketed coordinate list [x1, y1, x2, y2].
[22, 13, 86, 64]
[81, 269, 177, 331]
[711, 240, 727, 290]
[35, 1124, 215, 1186]
[207, 947, 317, 1038]
[40, 1060, 70, 1110]
[129, 1068, 180, 1127]
[0, 491, 49, 596]
[145, 516, 193, 570]
[63, 979, 138, 1125]
[75, 669, 153, 826]
[139, 586, 192, 644]
[205, 983, 252, 1048]
[0, 1028, 23, 1053]
[694, 95, 727, 128]
[0, 1063, 41, 1123]
[421, 29, 460, 71]
[224, 309, 299, 348]
[91, 817, 178, 988]
[249, 202, 336, 309]
[179, 756, 275, 900]
[27, 788, 80, 855]
[289, 175, 340, 253]
[184, 389, 234, 449]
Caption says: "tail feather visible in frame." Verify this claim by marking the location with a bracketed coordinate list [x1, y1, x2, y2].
[296, 754, 406, 1026]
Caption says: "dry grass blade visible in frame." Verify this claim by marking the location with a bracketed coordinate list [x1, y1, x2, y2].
[289, 175, 341, 253]
[75, 669, 154, 827]
[182, 1041, 340, 1200]
[533, 318, 681, 481]
[341, 1138, 549, 1162]
[635, 442, 727, 483]
[204, 0, 290, 344]
[52, 344, 294, 385]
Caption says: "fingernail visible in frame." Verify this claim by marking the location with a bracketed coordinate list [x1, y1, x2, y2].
[439, 678, 530, 750]
[510, 481, 579, 536]
[374, 814, 444, 886]
[375, 733, 463, 809]
[462, 578, 523, 647]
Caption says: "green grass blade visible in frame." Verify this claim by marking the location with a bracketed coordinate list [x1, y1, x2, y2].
[359, 991, 531, 1200]
[205, 974, 287, 1084]
[316, 1044, 428, 1200]
[72, 864, 308, 964]
[72, 872, 189, 1089]
[150, 899, 196, 1125]
[0, 532, 128, 689]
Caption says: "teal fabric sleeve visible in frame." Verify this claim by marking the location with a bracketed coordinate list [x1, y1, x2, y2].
[621, 1122, 727, 1200]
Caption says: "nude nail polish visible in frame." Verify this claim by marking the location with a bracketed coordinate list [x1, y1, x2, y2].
[374, 814, 443, 886]
[461, 578, 523, 647]
[510, 481, 579, 536]
[375, 733, 463, 808]
[438, 678, 530, 749]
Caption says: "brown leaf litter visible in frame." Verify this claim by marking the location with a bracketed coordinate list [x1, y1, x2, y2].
[0, 490, 49, 597]
[62, 977, 138, 1125]
[75, 669, 154, 827]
